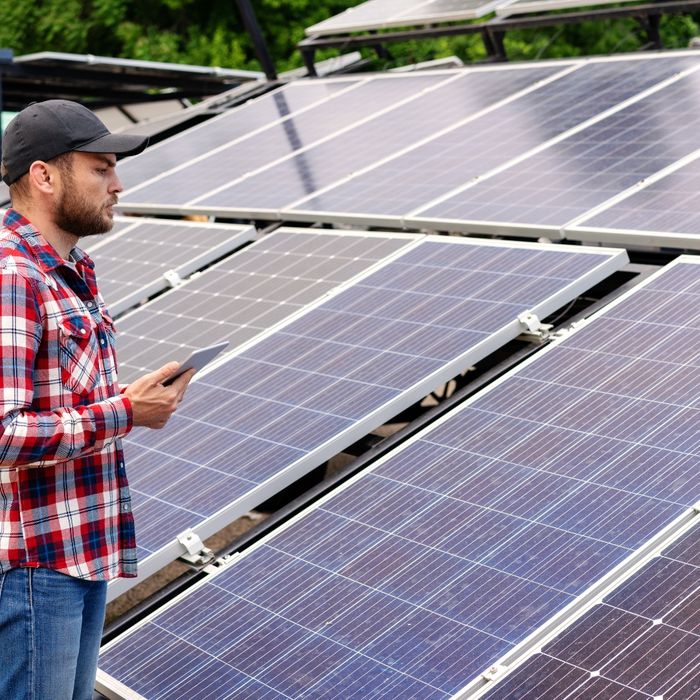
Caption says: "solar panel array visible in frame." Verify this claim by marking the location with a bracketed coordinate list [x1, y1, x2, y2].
[98, 256, 700, 700]
[116, 77, 360, 193]
[85, 217, 255, 317]
[306, 0, 515, 36]
[410, 65, 700, 236]
[115, 228, 416, 382]
[107, 237, 625, 600]
[117, 52, 700, 249]
[484, 523, 700, 699]
[121, 65, 564, 215]
[287, 57, 693, 227]
[567, 151, 700, 248]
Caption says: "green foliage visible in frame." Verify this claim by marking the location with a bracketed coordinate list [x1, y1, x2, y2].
[0, 1, 697, 72]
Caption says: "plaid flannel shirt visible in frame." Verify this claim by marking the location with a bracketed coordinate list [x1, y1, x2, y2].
[0, 209, 136, 580]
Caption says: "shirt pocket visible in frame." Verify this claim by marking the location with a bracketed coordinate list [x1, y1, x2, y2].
[58, 315, 100, 395]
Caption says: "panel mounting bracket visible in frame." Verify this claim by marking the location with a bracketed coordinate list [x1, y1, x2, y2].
[163, 269, 183, 288]
[481, 663, 508, 682]
[176, 529, 215, 568]
[517, 311, 552, 341]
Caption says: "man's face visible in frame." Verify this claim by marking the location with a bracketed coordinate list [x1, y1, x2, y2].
[54, 152, 122, 238]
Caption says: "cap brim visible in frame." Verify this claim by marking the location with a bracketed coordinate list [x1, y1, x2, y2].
[75, 132, 149, 158]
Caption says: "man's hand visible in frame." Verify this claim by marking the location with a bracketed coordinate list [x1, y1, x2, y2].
[124, 362, 195, 429]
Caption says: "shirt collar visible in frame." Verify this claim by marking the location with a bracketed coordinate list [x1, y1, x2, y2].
[2, 208, 94, 272]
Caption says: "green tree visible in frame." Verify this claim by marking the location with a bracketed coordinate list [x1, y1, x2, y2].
[0, 0, 697, 72]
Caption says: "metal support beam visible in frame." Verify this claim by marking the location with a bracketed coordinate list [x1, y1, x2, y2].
[235, 0, 277, 81]
[0, 48, 13, 161]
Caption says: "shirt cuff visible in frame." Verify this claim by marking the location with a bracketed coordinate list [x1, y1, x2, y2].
[92, 395, 133, 441]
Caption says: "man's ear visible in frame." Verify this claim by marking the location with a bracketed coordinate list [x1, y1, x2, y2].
[27, 161, 55, 194]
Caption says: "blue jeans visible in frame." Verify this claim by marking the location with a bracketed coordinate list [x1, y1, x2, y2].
[0, 567, 108, 700]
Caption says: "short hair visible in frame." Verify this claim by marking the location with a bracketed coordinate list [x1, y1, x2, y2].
[6, 151, 74, 204]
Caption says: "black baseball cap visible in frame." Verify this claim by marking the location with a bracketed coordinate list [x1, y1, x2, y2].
[1, 99, 149, 185]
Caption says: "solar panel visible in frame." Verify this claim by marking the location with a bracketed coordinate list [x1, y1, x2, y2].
[497, 0, 643, 16]
[188, 63, 567, 217]
[307, 0, 515, 36]
[116, 78, 360, 192]
[283, 55, 697, 228]
[84, 217, 255, 317]
[409, 61, 700, 237]
[105, 237, 625, 600]
[483, 523, 700, 699]
[120, 72, 447, 211]
[98, 255, 700, 700]
[566, 150, 700, 249]
[114, 228, 417, 382]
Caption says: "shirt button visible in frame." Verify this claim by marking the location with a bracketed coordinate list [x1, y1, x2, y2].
[86, 301, 94, 308]
[100, 338, 106, 346]
[122, 503, 130, 512]
[80, 328, 87, 335]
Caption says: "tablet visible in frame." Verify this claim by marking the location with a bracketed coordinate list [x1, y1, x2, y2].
[162, 341, 230, 386]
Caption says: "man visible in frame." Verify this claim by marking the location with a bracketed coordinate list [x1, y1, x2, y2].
[0, 100, 195, 700]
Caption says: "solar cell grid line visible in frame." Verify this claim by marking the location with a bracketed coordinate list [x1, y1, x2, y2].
[119, 72, 452, 213]
[104, 236, 626, 599]
[565, 148, 700, 249]
[480, 521, 700, 700]
[116, 77, 361, 193]
[282, 54, 697, 228]
[114, 227, 419, 383]
[189, 62, 570, 219]
[407, 57, 700, 237]
[83, 217, 256, 318]
[96, 254, 700, 700]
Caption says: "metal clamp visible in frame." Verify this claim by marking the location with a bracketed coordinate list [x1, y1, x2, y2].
[176, 529, 215, 568]
[163, 269, 183, 288]
[517, 311, 553, 340]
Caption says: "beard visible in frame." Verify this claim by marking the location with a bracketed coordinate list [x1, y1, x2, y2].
[54, 176, 116, 239]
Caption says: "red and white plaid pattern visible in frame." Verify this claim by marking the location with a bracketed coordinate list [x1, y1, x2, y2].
[0, 209, 136, 580]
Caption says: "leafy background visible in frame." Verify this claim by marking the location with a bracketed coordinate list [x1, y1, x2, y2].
[0, 0, 698, 72]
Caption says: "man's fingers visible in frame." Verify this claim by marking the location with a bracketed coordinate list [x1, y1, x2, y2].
[150, 361, 181, 385]
[171, 368, 196, 401]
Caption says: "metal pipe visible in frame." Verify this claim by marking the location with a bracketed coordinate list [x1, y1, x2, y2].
[235, 0, 278, 81]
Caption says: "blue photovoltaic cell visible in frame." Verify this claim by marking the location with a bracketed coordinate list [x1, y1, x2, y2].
[116, 79, 358, 192]
[114, 229, 414, 382]
[85, 218, 253, 316]
[414, 64, 700, 229]
[484, 524, 700, 699]
[118, 240, 621, 565]
[121, 74, 445, 206]
[192, 64, 563, 212]
[573, 155, 700, 238]
[287, 56, 699, 219]
[98, 242, 626, 697]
